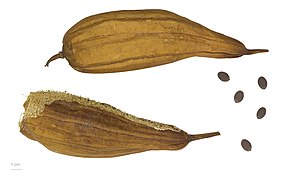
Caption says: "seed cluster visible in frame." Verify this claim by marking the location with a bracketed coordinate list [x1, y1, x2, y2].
[218, 72, 268, 151]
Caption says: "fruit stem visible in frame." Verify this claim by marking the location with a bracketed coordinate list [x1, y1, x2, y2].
[190, 131, 220, 141]
[247, 49, 268, 55]
[45, 51, 65, 67]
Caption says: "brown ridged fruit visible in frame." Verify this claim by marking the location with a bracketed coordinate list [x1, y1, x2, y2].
[45, 9, 268, 73]
[19, 91, 220, 158]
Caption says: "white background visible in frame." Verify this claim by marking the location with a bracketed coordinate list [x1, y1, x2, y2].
[1, 0, 280, 179]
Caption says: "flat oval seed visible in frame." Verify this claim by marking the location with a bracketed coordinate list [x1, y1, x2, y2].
[258, 76, 267, 89]
[218, 71, 230, 82]
[234, 90, 244, 103]
[257, 107, 266, 119]
[241, 139, 252, 151]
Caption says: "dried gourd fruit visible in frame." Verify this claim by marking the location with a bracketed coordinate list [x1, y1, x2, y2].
[19, 91, 220, 158]
[46, 9, 268, 73]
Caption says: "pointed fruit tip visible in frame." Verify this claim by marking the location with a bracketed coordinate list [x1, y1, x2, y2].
[247, 49, 268, 55]
[189, 131, 220, 142]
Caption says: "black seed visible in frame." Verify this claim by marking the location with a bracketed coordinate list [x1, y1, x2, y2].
[241, 139, 252, 151]
[218, 71, 230, 82]
[258, 76, 267, 89]
[234, 90, 244, 103]
[257, 107, 266, 119]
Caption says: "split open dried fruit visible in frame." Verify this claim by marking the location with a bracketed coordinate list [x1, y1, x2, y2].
[19, 91, 220, 158]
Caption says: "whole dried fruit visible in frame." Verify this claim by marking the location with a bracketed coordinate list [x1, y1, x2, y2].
[45, 9, 268, 73]
[19, 91, 220, 158]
